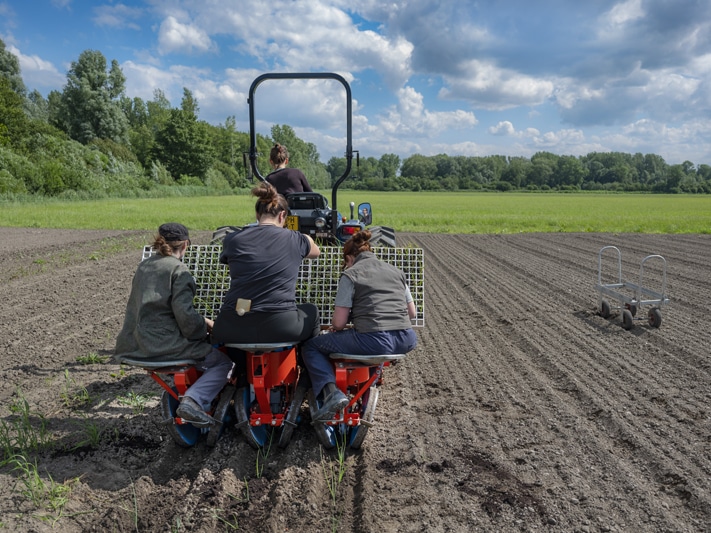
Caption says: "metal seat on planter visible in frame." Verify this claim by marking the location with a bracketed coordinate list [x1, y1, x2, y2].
[117, 357, 198, 370]
[224, 342, 298, 353]
[328, 353, 407, 366]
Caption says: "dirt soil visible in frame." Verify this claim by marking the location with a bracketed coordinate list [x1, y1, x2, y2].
[0, 228, 709, 533]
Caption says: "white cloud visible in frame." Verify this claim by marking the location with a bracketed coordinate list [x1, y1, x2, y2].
[9, 44, 64, 91]
[378, 86, 477, 136]
[601, 0, 644, 29]
[157, 16, 215, 56]
[489, 121, 515, 136]
[92, 4, 143, 30]
[440, 60, 554, 110]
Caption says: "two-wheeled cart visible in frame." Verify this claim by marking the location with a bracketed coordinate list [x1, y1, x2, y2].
[595, 246, 670, 330]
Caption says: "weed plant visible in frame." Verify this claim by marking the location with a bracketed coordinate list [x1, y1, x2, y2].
[255, 432, 274, 479]
[116, 391, 155, 414]
[59, 370, 91, 408]
[0, 390, 52, 463]
[9, 454, 77, 523]
[76, 352, 108, 365]
[320, 434, 349, 532]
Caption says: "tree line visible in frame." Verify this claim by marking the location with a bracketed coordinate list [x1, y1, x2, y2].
[2, 40, 710, 198]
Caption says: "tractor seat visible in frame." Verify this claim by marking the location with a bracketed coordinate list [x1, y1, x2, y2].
[286, 192, 328, 210]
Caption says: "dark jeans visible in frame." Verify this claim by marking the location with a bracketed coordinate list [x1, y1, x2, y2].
[302, 328, 417, 397]
[212, 303, 320, 386]
[212, 303, 320, 344]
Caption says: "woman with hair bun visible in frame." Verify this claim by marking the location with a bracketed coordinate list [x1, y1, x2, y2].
[301, 229, 418, 422]
[265, 143, 312, 195]
[211, 182, 320, 377]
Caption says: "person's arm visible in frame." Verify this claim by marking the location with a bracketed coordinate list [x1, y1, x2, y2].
[331, 306, 350, 331]
[331, 275, 355, 331]
[405, 285, 416, 319]
[305, 234, 320, 259]
[407, 301, 417, 319]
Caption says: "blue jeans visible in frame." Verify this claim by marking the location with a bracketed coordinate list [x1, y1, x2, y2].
[301, 328, 417, 397]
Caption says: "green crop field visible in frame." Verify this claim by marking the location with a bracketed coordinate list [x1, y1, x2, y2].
[1, 192, 709, 234]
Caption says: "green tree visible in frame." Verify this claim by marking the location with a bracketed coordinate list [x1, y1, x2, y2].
[379, 153, 400, 180]
[54, 49, 128, 144]
[502, 156, 530, 188]
[401, 154, 437, 183]
[0, 38, 26, 96]
[0, 77, 29, 147]
[528, 152, 558, 187]
[24, 89, 49, 122]
[554, 155, 587, 188]
[152, 89, 214, 180]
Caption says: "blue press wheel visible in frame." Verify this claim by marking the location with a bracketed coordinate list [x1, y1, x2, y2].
[349, 385, 379, 450]
[234, 386, 269, 449]
[160, 388, 201, 448]
[206, 385, 236, 447]
[278, 384, 306, 448]
[307, 389, 337, 450]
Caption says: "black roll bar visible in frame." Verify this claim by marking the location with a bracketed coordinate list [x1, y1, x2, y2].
[247, 72, 353, 231]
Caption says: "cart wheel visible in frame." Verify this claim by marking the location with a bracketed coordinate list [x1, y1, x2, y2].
[599, 300, 611, 319]
[349, 385, 379, 450]
[307, 389, 337, 450]
[234, 386, 269, 449]
[626, 303, 638, 317]
[160, 388, 202, 448]
[278, 384, 307, 448]
[206, 385, 235, 447]
[648, 308, 662, 328]
[622, 309, 634, 330]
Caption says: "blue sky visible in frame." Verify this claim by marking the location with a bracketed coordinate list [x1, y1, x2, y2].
[2, 0, 711, 165]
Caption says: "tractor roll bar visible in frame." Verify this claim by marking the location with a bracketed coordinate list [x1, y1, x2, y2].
[247, 72, 353, 231]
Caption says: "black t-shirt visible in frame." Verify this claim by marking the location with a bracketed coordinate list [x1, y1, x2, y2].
[266, 168, 312, 195]
[219, 225, 312, 312]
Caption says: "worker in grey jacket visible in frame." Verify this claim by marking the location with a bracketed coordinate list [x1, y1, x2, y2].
[114, 223, 232, 427]
[301, 229, 417, 422]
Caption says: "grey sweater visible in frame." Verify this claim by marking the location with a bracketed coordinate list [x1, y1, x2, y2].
[114, 254, 213, 363]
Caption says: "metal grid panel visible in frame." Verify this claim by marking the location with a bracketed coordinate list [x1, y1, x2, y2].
[142, 245, 424, 327]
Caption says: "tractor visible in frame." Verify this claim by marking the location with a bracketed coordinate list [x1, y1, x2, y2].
[211, 72, 396, 247]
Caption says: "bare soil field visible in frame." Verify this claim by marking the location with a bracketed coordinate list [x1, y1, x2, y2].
[0, 227, 709, 533]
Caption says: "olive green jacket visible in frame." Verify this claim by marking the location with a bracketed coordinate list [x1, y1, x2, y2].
[114, 254, 213, 363]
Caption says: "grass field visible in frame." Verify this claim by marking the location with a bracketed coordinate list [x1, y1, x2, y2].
[1, 192, 709, 234]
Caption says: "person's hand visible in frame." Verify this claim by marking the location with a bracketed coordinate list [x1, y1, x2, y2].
[205, 317, 214, 333]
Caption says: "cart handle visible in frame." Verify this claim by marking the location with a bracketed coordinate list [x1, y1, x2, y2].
[638, 254, 667, 303]
[597, 246, 622, 286]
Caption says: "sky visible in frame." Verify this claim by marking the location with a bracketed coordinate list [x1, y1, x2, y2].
[2, 0, 711, 165]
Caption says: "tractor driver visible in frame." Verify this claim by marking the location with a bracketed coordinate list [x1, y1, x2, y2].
[266, 143, 313, 195]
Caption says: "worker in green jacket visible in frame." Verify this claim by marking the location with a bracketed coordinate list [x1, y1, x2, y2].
[114, 223, 232, 426]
